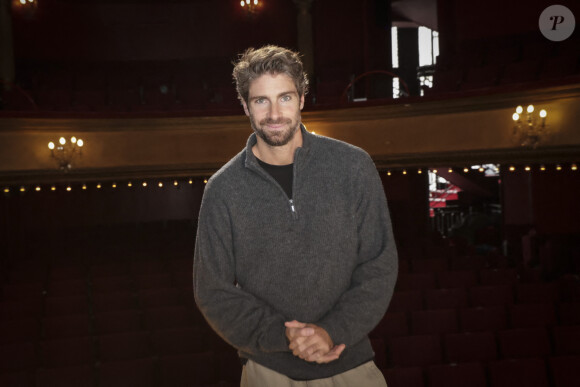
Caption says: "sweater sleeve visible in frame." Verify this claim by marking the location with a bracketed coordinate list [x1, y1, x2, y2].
[316, 153, 398, 347]
[193, 183, 290, 355]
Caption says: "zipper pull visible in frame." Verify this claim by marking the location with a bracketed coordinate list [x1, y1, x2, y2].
[289, 199, 296, 213]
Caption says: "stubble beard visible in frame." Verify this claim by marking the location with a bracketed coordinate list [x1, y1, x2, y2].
[250, 114, 301, 147]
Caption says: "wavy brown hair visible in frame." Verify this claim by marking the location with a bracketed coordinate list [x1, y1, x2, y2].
[232, 45, 309, 104]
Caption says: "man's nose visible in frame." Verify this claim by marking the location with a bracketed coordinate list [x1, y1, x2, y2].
[269, 102, 281, 120]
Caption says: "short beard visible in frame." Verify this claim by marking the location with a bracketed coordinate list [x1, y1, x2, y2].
[250, 116, 300, 147]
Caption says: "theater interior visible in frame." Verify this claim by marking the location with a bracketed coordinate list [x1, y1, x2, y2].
[0, 0, 579, 386]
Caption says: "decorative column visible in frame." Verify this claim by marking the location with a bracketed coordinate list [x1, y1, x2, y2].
[0, 0, 15, 91]
[293, 0, 315, 82]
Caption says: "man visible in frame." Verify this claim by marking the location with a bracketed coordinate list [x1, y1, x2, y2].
[193, 45, 398, 386]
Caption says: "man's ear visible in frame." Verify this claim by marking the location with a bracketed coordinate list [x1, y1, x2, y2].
[299, 94, 305, 110]
[242, 100, 250, 117]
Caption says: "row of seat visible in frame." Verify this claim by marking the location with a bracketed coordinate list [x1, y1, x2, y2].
[0, 346, 239, 387]
[379, 302, 578, 336]
[372, 325, 580, 366]
[382, 356, 579, 387]
[392, 281, 576, 305]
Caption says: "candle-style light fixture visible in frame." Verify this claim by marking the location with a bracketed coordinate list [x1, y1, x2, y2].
[47, 136, 84, 172]
[240, 0, 260, 16]
[511, 104, 549, 148]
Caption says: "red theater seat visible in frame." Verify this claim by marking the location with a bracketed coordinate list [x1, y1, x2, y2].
[428, 362, 487, 387]
[38, 337, 94, 368]
[42, 315, 91, 339]
[444, 331, 498, 363]
[35, 365, 94, 387]
[509, 303, 557, 329]
[98, 358, 156, 387]
[158, 352, 219, 386]
[150, 327, 207, 356]
[389, 335, 443, 367]
[459, 306, 508, 332]
[436, 270, 478, 289]
[93, 310, 142, 334]
[411, 309, 459, 335]
[489, 358, 549, 387]
[469, 285, 514, 307]
[424, 288, 468, 309]
[550, 355, 580, 387]
[387, 290, 423, 313]
[553, 325, 580, 356]
[497, 328, 551, 359]
[383, 367, 425, 387]
[97, 331, 152, 362]
[92, 291, 136, 313]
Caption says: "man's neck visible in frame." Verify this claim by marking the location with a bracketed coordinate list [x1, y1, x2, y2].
[252, 128, 303, 165]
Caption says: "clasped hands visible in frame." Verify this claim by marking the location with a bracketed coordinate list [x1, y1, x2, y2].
[285, 320, 346, 364]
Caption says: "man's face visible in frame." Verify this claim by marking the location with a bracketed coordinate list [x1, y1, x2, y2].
[242, 73, 305, 147]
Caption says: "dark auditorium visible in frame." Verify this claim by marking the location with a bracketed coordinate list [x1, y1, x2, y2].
[0, 0, 579, 386]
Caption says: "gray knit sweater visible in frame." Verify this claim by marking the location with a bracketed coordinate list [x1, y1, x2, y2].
[193, 126, 398, 380]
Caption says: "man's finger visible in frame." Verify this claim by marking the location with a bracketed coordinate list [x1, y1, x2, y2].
[315, 344, 346, 364]
[285, 320, 306, 329]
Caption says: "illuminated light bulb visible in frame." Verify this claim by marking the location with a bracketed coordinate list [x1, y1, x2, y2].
[240, 0, 244, 6]
[539, 109, 547, 118]
[97, 183, 102, 189]
[4, 188, 9, 193]
[112, 183, 117, 188]
[35, 186, 41, 192]
[71, 136, 77, 144]
[527, 105, 534, 113]
[516, 106, 523, 114]
[128, 182, 133, 187]
[525, 166, 531, 172]
[19, 0, 25, 5]
[20, 186, 26, 192]
[479, 167, 484, 173]
[188, 179, 193, 184]
[143, 182, 148, 187]
[432, 169, 438, 174]
[51, 186, 56, 191]
[571, 164, 577, 171]
[402, 170, 407, 175]
[387, 171, 392, 176]
[509, 166, 515, 172]
[59, 137, 66, 145]
[418, 169, 422, 174]
[77, 139, 84, 147]
[203, 179, 208, 184]
[158, 182, 163, 188]
[556, 165, 562, 171]
[464, 168, 469, 173]
[540, 165, 546, 171]
[254, 0, 258, 4]
[173, 180, 179, 186]
[512, 113, 520, 121]
[448, 168, 453, 173]
[82, 184, 87, 190]
[48, 142, 55, 150]
[66, 186, 72, 192]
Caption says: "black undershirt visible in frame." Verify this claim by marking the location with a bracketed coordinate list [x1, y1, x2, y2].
[257, 159, 294, 199]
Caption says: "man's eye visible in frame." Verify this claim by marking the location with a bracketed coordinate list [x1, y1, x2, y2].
[255, 98, 266, 104]
[281, 95, 291, 102]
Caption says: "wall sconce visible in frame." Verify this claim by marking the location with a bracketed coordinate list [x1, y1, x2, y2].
[512, 104, 548, 148]
[48, 136, 84, 172]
